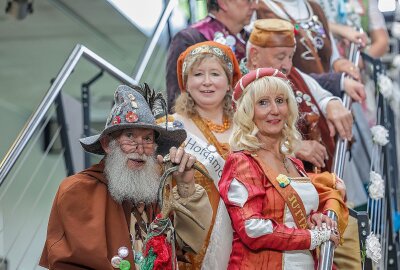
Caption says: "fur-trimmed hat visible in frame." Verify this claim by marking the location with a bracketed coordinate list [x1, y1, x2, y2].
[79, 84, 186, 156]
[249, 19, 296, 48]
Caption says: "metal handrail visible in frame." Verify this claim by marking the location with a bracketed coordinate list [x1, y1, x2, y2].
[131, 0, 178, 82]
[318, 38, 361, 270]
[0, 44, 137, 186]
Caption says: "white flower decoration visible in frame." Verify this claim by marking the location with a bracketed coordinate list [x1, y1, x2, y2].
[391, 22, 400, 39]
[365, 233, 382, 263]
[392, 55, 400, 68]
[378, 74, 394, 99]
[368, 171, 385, 199]
[370, 125, 389, 146]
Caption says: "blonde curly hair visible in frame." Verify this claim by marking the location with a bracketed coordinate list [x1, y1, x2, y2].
[230, 76, 301, 154]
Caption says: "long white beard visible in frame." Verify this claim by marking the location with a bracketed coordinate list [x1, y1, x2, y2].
[104, 141, 160, 204]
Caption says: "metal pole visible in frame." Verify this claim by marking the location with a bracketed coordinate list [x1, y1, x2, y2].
[318, 33, 361, 270]
[81, 70, 104, 168]
[55, 94, 75, 176]
[132, 0, 178, 82]
[318, 210, 337, 270]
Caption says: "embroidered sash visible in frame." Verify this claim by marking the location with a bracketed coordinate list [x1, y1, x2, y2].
[184, 114, 233, 270]
[251, 154, 309, 229]
[184, 131, 226, 183]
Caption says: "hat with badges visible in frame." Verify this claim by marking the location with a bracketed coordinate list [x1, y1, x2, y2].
[249, 19, 296, 48]
[79, 84, 186, 156]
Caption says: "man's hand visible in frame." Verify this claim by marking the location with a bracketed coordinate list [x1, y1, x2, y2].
[157, 146, 197, 198]
[325, 100, 353, 140]
[295, 140, 328, 168]
[343, 77, 366, 103]
[333, 58, 360, 81]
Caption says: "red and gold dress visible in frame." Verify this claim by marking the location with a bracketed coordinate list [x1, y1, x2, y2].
[218, 151, 348, 269]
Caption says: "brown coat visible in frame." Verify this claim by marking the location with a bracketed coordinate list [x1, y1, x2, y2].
[40, 161, 213, 270]
[39, 161, 134, 269]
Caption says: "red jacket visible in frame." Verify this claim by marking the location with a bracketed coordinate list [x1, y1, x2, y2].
[219, 151, 348, 269]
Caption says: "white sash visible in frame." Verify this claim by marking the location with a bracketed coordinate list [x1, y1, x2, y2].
[183, 132, 233, 269]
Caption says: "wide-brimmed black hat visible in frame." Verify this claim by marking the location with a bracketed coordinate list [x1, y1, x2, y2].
[79, 85, 186, 156]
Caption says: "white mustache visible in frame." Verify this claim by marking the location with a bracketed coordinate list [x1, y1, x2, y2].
[125, 152, 149, 161]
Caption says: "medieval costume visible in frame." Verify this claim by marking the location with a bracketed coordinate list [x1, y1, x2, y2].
[257, 0, 337, 74]
[246, 19, 341, 172]
[171, 41, 242, 269]
[40, 85, 212, 270]
[219, 152, 348, 269]
[219, 68, 348, 270]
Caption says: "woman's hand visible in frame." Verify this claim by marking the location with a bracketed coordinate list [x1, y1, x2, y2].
[334, 175, 347, 200]
[308, 212, 337, 231]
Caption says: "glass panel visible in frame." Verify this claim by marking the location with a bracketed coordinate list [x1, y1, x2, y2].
[0, 105, 67, 269]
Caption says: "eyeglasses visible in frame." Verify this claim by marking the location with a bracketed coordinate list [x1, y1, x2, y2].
[115, 131, 155, 151]
[118, 139, 155, 151]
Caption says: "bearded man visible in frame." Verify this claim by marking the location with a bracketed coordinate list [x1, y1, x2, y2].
[39, 85, 212, 270]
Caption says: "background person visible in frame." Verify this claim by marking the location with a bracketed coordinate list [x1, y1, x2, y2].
[257, 0, 361, 81]
[244, 19, 357, 172]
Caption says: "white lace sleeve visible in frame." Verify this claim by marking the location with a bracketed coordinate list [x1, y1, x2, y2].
[309, 227, 331, 250]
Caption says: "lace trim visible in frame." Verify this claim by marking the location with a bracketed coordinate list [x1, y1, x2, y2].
[309, 226, 331, 250]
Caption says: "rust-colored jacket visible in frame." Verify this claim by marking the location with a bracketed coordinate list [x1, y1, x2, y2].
[40, 161, 212, 270]
[39, 162, 134, 269]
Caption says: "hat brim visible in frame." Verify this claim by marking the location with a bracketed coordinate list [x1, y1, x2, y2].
[79, 122, 187, 156]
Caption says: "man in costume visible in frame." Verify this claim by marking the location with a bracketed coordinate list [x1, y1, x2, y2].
[39, 84, 212, 270]
[244, 18, 358, 172]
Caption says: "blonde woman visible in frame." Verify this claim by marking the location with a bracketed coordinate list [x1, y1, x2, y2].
[219, 68, 348, 269]
[172, 41, 241, 269]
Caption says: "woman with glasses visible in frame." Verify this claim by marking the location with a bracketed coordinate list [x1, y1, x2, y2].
[169, 40, 241, 269]
[219, 68, 348, 269]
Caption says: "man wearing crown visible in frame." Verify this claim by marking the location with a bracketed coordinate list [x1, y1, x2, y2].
[39, 84, 212, 270]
